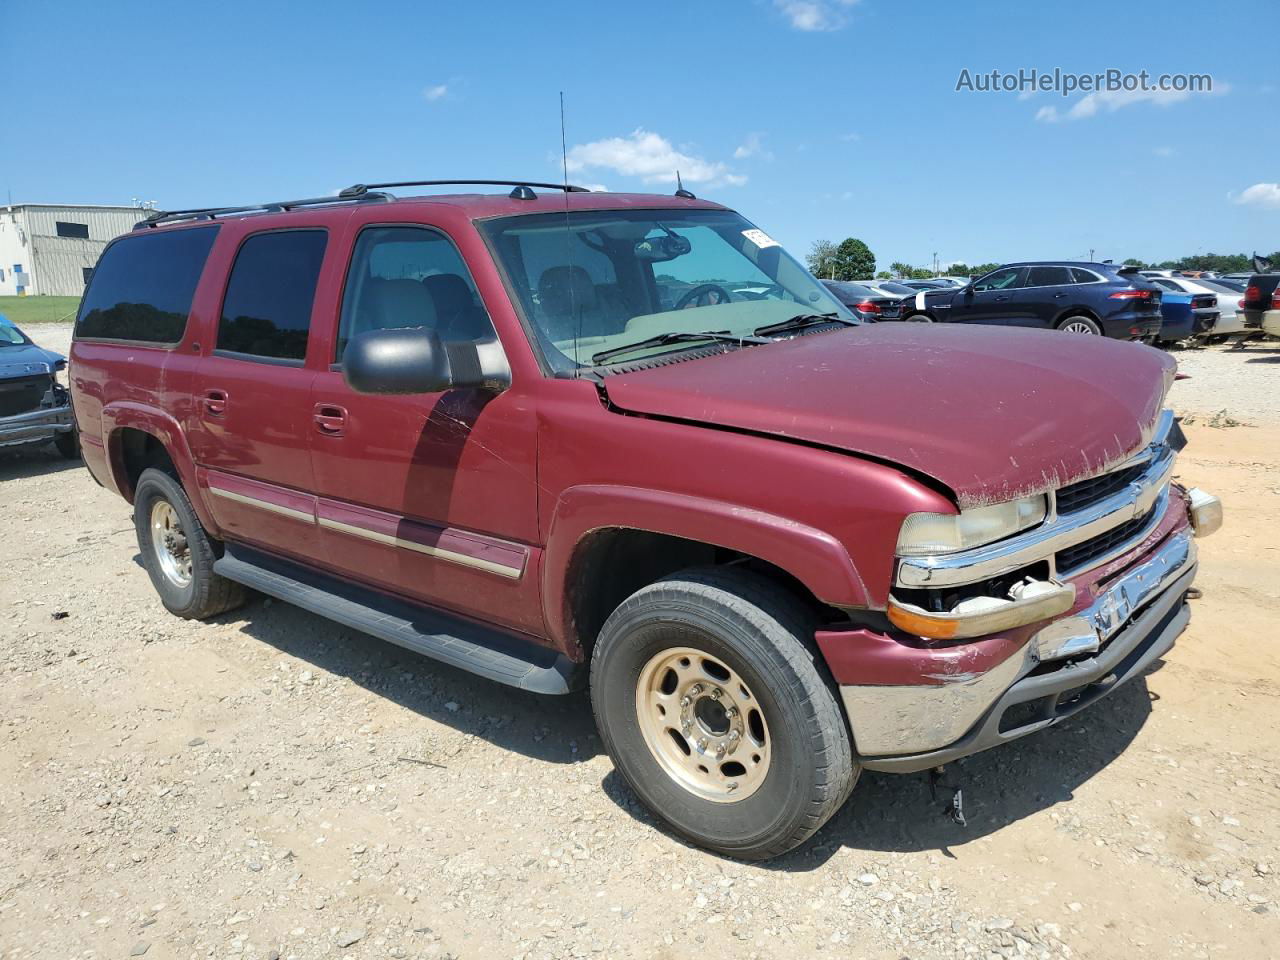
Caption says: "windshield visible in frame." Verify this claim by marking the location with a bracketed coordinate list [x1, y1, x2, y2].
[481, 208, 852, 371]
[0, 317, 29, 347]
[825, 281, 878, 301]
[874, 281, 916, 296]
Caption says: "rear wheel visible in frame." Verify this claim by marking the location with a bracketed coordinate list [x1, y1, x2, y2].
[1058, 314, 1102, 335]
[590, 568, 856, 860]
[133, 467, 245, 620]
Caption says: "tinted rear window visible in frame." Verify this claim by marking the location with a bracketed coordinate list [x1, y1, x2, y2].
[1070, 268, 1099, 284]
[217, 230, 327, 362]
[76, 226, 219, 343]
[1026, 266, 1072, 287]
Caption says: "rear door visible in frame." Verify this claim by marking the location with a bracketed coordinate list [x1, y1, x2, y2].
[950, 267, 1025, 324]
[187, 228, 332, 564]
[1010, 264, 1074, 327]
[306, 219, 544, 635]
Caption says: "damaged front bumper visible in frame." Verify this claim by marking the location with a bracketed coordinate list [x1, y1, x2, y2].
[829, 518, 1206, 773]
[0, 402, 75, 449]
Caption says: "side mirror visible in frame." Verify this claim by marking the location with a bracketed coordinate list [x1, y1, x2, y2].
[342, 327, 503, 395]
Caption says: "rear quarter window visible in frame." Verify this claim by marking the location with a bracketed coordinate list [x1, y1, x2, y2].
[76, 226, 219, 344]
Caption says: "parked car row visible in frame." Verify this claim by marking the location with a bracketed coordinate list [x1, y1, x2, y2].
[825, 261, 1277, 346]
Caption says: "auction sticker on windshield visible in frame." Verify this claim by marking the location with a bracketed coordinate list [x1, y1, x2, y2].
[742, 228, 779, 249]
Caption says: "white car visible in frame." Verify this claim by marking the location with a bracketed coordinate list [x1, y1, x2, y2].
[1146, 276, 1247, 337]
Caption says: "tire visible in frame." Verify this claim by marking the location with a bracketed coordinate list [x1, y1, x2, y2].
[53, 429, 80, 460]
[133, 467, 245, 620]
[906, 312, 934, 323]
[590, 567, 857, 861]
[1057, 314, 1102, 335]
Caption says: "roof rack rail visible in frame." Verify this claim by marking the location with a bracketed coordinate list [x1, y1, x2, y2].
[338, 180, 591, 199]
[133, 191, 395, 230]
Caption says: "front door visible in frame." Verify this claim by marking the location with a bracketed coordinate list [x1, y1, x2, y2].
[188, 228, 329, 563]
[307, 224, 544, 635]
[950, 267, 1026, 325]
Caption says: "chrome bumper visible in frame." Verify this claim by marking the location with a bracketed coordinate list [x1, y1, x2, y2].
[844, 526, 1198, 764]
[0, 404, 74, 448]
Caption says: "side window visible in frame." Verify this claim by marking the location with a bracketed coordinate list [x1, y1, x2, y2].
[1151, 278, 1180, 292]
[1071, 268, 1099, 284]
[76, 226, 219, 344]
[1026, 266, 1071, 287]
[336, 226, 494, 360]
[217, 230, 327, 362]
[973, 268, 1021, 292]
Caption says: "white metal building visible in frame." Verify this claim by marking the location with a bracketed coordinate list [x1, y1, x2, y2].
[0, 204, 149, 297]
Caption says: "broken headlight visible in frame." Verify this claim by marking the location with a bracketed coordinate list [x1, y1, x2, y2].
[896, 495, 1047, 556]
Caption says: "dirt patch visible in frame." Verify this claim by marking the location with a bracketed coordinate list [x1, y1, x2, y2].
[1, 328, 1277, 959]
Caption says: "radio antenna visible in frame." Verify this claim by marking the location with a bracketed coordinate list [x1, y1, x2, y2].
[560, 91, 581, 376]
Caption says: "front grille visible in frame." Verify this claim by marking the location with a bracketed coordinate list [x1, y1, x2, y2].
[0, 374, 50, 417]
[1056, 503, 1159, 573]
[1055, 462, 1147, 514]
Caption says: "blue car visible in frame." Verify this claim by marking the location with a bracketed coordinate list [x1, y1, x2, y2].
[1155, 291, 1219, 345]
[0, 314, 78, 458]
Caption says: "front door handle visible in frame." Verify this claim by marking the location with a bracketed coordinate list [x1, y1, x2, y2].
[203, 389, 228, 417]
[994, 295, 1010, 302]
[313, 403, 347, 436]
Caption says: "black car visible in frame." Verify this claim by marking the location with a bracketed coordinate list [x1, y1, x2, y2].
[820, 280, 905, 321]
[900, 261, 1163, 339]
[1240, 273, 1280, 332]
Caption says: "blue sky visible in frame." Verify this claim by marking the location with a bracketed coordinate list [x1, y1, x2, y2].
[5, 0, 1278, 270]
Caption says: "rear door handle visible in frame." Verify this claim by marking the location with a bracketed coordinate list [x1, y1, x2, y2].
[313, 403, 347, 436]
[1054, 292, 1068, 299]
[203, 389, 228, 417]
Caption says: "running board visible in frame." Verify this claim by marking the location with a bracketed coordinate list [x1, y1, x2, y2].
[214, 545, 582, 695]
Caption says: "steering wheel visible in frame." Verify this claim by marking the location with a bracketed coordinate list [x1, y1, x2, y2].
[675, 283, 733, 310]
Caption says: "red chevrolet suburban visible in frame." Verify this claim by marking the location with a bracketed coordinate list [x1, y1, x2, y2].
[69, 181, 1222, 860]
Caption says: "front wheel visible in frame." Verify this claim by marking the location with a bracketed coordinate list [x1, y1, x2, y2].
[905, 312, 934, 322]
[590, 568, 857, 860]
[1058, 314, 1102, 335]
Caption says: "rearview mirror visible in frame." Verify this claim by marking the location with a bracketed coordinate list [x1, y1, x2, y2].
[634, 234, 692, 263]
[342, 327, 504, 395]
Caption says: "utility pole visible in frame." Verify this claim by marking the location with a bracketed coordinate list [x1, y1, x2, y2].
[1089, 248, 1095, 261]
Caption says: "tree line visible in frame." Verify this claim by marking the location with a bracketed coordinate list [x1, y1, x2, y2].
[808, 239, 1280, 283]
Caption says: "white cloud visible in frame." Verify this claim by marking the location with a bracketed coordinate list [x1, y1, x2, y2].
[774, 0, 860, 32]
[1153, 145, 1176, 157]
[1234, 183, 1280, 209]
[580, 183, 610, 193]
[838, 131, 861, 143]
[733, 132, 772, 160]
[565, 129, 746, 187]
[422, 84, 449, 102]
[1035, 83, 1227, 123]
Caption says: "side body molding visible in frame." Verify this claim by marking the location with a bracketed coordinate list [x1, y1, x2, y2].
[542, 484, 870, 652]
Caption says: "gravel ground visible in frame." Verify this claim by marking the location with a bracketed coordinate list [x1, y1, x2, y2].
[2, 325, 1278, 959]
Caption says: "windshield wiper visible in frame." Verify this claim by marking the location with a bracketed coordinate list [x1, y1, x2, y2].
[591, 330, 769, 365]
[753, 312, 856, 337]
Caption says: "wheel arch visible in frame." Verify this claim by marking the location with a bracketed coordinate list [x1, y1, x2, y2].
[1053, 305, 1102, 327]
[101, 402, 218, 534]
[543, 485, 869, 661]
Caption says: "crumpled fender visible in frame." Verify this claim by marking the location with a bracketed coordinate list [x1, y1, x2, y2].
[542, 483, 870, 649]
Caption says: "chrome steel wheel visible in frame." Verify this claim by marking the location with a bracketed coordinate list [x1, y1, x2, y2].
[149, 499, 192, 587]
[1062, 319, 1098, 334]
[635, 646, 771, 802]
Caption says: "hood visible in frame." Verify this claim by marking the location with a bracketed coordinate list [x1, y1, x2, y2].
[0, 343, 64, 380]
[601, 324, 1174, 509]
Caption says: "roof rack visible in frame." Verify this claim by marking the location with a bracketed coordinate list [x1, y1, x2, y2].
[133, 190, 395, 230]
[338, 180, 591, 199]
